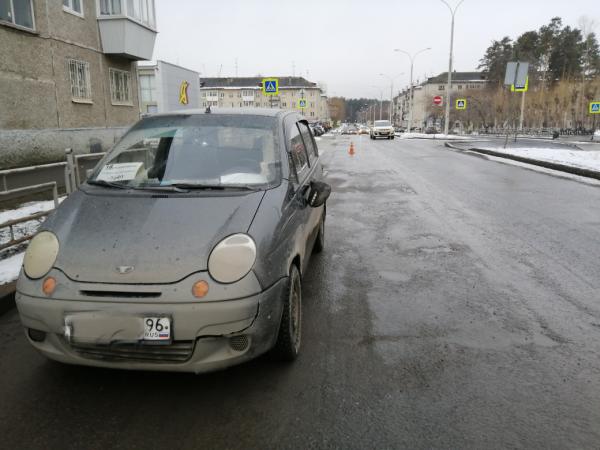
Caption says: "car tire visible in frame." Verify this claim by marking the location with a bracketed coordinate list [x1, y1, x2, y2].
[313, 210, 325, 254]
[271, 264, 302, 361]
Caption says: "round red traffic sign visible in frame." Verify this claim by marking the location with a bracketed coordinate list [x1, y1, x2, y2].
[433, 96, 443, 106]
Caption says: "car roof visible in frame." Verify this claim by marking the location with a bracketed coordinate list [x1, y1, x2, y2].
[150, 107, 294, 119]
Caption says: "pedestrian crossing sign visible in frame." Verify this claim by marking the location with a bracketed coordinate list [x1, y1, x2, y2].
[456, 99, 467, 110]
[262, 78, 279, 96]
[298, 99, 307, 109]
[590, 102, 600, 114]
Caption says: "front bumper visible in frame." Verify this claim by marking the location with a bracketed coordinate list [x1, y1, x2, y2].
[16, 278, 286, 373]
[372, 130, 393, 137]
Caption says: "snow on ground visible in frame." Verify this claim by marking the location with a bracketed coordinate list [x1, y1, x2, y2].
[474, 146, 600, 172]
[398, 132, 473, 140]
[0, 252, 23, 285]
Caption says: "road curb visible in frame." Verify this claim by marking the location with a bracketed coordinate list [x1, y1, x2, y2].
[445, 142, 600, 181]
[0, 282, 16, 316]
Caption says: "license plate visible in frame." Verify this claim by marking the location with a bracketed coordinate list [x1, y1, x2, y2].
[143, 317, 171, 341]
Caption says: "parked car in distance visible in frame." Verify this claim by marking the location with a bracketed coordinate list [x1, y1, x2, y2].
[370, 120, 395, 140]
[16, 108, 331, 373]
[358, 125, 370, 135]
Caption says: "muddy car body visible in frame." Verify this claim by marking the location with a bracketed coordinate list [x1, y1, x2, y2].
[16, 108, 330, 373]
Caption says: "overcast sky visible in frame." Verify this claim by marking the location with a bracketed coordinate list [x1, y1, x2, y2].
[153, 0, 599, 98]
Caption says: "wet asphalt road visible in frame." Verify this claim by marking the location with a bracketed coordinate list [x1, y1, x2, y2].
[2, 136, 600, 449]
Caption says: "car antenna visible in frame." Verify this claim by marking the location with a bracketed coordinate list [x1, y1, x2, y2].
[205, 105, 211, 114]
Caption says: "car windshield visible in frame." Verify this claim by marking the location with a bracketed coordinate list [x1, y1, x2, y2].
[374, 120, 391, 127]
[89, 114, 280, 188]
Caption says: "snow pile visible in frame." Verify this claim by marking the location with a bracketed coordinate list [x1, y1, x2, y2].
[476, 146, 600, 172]
[398, 132, 472, 140]
[0, 253, 23, 285]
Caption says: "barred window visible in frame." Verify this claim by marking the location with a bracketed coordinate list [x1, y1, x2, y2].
[109, 68, 132, 105]
[68, 59, 92, 102]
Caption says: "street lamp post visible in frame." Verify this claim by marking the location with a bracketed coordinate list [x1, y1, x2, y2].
[440, 0, 465, 135]
[370, 86, 385, 120]
[379, 73, 404, 123]
[394, 47, 431, 133]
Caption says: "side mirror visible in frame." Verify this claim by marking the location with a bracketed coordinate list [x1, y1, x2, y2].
[307, 181, 331, 208]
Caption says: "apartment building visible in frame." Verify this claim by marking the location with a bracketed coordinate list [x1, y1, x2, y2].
[394, 71, 488, 130]
[0, 0, 157, 168]
[199, 77, 330, 122]
[138, 60, 201, 114]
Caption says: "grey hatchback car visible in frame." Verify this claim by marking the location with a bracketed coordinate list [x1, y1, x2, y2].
[16, 108, 331, 373]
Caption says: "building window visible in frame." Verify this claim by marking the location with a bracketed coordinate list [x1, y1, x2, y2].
[0, 0, 35, 30]
[282, 102, 287, 107]
[438, 85, 445, 90]
[310, 112, 315, 117]
[242, 89, 254, 97]
[310, 102, 314, 107]
[109, 68, 132, 105]
[458, 85, 463, 90]
[68, 59, 92, 102]
[99, 0, 155, 29]
[139, 74, 155, 102]
[219, 92, 225, 98]
[243, 101, 253, 107]
[99, 0, 121, 14]
[63, 0, 83, 16]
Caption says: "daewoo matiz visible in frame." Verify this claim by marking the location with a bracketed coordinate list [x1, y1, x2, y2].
[16, 108, 331, 373]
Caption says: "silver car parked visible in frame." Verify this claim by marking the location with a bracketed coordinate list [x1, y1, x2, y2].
[16, 108, 330, 373]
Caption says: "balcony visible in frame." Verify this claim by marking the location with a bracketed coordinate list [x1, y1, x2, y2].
[97, 0, 157, 61]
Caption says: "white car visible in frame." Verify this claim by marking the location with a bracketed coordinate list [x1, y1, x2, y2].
[370, 120, 395, 140]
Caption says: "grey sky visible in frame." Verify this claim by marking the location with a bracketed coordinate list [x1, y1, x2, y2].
[153, 0, 599, 98]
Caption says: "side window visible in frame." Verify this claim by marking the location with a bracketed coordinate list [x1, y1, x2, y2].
[297, 122, 318, 162]
[287, 122, 309, 183]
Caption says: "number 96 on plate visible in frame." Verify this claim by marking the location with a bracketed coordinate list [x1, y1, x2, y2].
[143, 317, 171, 342]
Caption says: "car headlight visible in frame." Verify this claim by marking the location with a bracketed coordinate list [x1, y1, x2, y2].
[208, 234, 256, 284]
[23, 231, 59, 279]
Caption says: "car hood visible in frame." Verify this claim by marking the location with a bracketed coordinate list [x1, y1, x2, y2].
[45, 189, 265, 284]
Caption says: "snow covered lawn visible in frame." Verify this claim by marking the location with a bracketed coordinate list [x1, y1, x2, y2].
[398, 132, 473, 140]
[0, 253, 24, 285]
[474, 146, 600, 172]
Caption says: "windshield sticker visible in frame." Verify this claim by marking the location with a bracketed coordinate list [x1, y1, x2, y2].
[97, 162, 143, 182]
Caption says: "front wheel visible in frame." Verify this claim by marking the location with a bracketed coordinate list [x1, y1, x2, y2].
[271, 264, 302, 361]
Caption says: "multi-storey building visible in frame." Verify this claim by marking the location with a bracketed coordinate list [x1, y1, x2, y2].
[394, 71, 488, 130]
[138, 60, 201, 115]
[199, 77, 330, 122]
[0, 0, 157, 168]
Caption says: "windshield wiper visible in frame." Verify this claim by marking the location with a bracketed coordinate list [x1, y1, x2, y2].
[167, 183, 258, 191]
[88, 180, 188, 193]
[133, 185, 189, 193]
[87, 179, 129, 189]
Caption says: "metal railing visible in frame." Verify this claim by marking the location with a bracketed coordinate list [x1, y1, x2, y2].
[0, 182, 58, 252]
[0, 149, 105, 253]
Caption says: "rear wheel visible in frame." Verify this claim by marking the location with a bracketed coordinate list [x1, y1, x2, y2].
[272, 264, 302, 361]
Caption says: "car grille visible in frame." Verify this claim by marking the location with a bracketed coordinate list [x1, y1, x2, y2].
[67, 340, 195, 363]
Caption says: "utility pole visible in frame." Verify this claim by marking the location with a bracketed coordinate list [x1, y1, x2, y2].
[440, 0, 465, 135]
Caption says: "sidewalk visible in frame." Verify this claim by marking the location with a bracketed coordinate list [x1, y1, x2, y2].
[446, 140, 600, 181]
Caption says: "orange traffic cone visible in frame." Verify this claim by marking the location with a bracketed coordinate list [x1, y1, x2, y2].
[348, 142, 355, 156]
